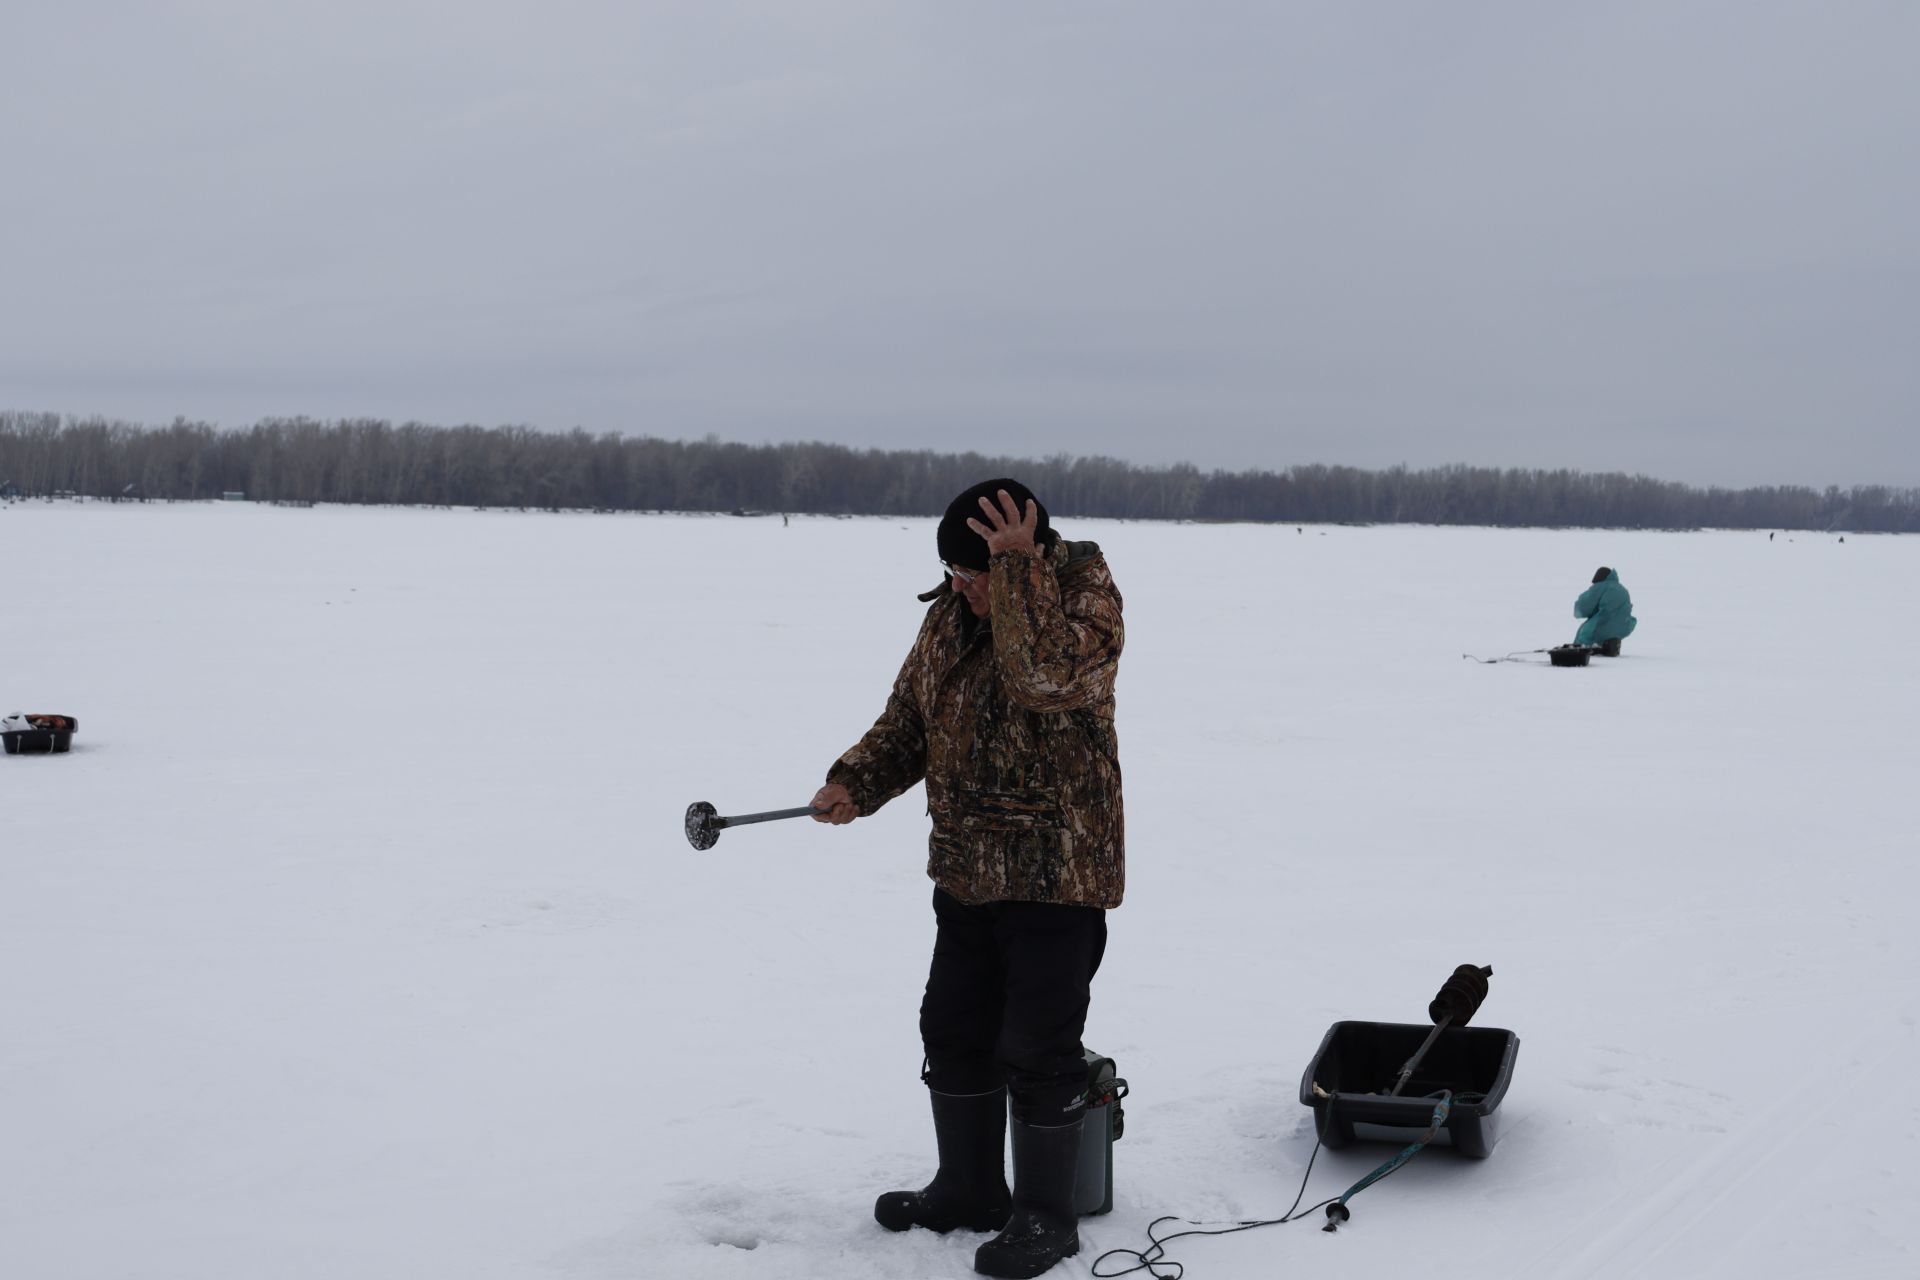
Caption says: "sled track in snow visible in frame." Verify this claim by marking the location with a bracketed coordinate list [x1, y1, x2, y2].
[1532, 1031, 1901, 1278]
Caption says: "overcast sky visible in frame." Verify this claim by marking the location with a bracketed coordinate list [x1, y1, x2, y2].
[4, 1, 1916, 489]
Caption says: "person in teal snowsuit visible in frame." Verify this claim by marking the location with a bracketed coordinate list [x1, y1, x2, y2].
[1574, 567, 1637, 646]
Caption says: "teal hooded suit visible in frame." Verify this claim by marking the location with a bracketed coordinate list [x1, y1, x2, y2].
[1574, 569, 1637, 646]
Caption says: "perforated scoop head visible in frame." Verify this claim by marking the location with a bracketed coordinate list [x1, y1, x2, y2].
[685, 801, 721, 850]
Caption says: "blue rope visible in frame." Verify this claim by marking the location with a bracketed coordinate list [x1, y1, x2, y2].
[1323, 1091, 1452, 1231]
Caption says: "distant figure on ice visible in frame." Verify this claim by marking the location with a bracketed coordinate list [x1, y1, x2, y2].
[811, 477, 1124, 1279]
[1575, 566, 1637, 650]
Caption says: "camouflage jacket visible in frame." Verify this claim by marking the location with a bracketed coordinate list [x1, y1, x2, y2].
[827, 539, 1125, 908]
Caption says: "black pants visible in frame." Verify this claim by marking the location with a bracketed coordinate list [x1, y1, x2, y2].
[919, 887, 1108, 1125]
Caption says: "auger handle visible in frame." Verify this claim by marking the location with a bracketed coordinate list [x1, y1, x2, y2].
[716, 806, 823, 829]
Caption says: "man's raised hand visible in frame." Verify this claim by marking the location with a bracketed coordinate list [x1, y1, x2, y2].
[965, 488, 1038, 557]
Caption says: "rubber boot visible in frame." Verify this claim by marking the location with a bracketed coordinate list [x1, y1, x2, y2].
[874, 1087, 1012, 1234]
[973, 1118, 1082, 1279]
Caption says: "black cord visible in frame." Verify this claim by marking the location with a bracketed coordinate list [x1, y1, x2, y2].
[1091, 1085, 1481, 1277]
[1090, 1136, 1338, 1279]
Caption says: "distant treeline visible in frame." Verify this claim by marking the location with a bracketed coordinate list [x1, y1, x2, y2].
[3, 410, 1916, 531]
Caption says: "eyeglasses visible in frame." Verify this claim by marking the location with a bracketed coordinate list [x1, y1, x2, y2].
[943, 561, 985, 586]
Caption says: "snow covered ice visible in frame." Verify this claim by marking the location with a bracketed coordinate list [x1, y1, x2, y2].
[4, 501, 1915, 1280]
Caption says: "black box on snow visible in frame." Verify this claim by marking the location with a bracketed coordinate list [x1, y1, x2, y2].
[3, 714, 78, 755]
[1299, 1020, 1518, 1159]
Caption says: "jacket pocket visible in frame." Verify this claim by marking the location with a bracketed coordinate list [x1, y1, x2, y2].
[958, 786, 1064, 832]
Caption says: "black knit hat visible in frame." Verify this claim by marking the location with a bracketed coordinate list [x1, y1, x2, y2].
[1592, 566, 1612, 584]
[937, 478, 1051, 571]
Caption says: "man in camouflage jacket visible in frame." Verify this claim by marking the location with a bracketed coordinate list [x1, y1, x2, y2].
[812, 478, 1123, 1278]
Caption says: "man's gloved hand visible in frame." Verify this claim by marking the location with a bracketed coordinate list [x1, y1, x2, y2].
[811, 783, 860, 825]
